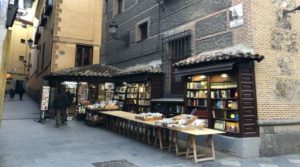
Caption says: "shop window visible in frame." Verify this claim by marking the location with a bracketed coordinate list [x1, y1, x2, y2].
[76, 45, 93, 67]
[169, 35, 192, 95]
[136, 19, 150, 42]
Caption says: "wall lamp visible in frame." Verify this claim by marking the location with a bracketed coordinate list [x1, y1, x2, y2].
[283, 6, 300, 16]
[108, 21, 129, 45]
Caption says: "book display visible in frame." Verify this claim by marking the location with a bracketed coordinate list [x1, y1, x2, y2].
[98, 83, 106, 101]
[186, 77, 209, 119]
[113, 84, 127, 108]
[78, 82, 88, 102]
[210, 82, 239, 134]
[138, 83, 151, 112]
[124, 82, 152, 113]
[183, 69, 259, 137]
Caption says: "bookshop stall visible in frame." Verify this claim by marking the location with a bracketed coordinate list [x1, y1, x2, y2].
[173, 48, 264, 137]
[44, 64, 121, 118]
[112, 65, 163, 113]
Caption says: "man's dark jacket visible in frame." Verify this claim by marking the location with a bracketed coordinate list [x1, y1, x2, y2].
[53, 93, 70, 109]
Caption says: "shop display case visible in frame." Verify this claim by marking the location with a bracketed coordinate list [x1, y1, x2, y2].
[183, 62, 259, 137]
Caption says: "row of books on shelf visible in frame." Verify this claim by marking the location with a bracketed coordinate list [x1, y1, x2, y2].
[127, 94, 138, 98]
[138, 100, 150, 106]
[126, 99, 138, 105]
[127, 87, 138, 93]
[213, 100, 238, 110]
[138, 86, 151, 93]
[211, 82, 237, 89]
[187, 90, 207, 98]
[211, 89, 238, 99]
[139, 93, 151, 99]
[187, 99, 207, 107]
[187, 82, 207, 90]
[113, 94, 126, 101]
[214, 120, 240, 133]
[212, 110, 239, 121]
[115, 86, 127, 93]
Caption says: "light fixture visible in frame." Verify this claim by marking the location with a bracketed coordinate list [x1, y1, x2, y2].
[283, 6, 300, 16]
[221, 73, 229, 78]
[108, 21, 118, 38]
[27, 38, 33, 48]
[200, 75, 207, 79]
[108, 21, 128, 45]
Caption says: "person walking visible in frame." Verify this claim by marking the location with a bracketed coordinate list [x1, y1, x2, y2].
[18, 87, 25, 100]
[53, 88, 70, 128]
[9, 88, 15, 100]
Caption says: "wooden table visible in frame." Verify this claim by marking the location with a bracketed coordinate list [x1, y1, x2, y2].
[101, 111, 224, 163]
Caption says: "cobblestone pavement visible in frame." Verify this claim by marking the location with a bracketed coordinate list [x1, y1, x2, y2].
[0, 95, 299, 167]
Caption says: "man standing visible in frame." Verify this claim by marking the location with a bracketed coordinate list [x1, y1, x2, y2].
[18, 87, 25, 100]
[53, 88, 70, 128]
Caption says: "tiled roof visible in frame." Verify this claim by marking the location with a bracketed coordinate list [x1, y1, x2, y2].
[115, 65, 162, 76]
[48, 64, 121, 78]
[115, 60, 163, 76]
[174, 45, 264, 67]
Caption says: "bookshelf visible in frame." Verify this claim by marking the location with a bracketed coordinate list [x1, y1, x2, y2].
[124, 82, 152, 113]
[210, 82, 240, 134]
[184, 72, 248, 136]
[185, 76, 209, 119]
[113, 85, 127, 109]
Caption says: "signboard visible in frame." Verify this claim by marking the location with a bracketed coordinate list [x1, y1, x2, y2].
[229, 3, 244, 28]
[40, 86, 50, 111]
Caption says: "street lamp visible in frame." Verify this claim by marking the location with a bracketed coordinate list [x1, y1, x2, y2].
[108, 21, 118, 38]
[27, 38, 33, 48]
[283, 6, 300, 16]
[108, 21, 128, 45]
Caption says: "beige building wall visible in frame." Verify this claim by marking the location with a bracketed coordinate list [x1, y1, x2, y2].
[28, 0, 104, 98]
[251, 0, 300, 121]
[5, 21, 34, 90]
[51, 0, 103, 72]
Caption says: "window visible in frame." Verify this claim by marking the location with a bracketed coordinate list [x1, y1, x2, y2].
[105, 0, 108, 13]
[169, 35, 192, 95]
[19, 55, 24, 61]
[76, 45, 93, 67]
[117, 0, 123, 14]
[136, 19, 150, 42]
[139, 22, 148, 41]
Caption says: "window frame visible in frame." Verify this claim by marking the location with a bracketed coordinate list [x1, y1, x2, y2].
[75, 45, 93, 67]
[135, 17, 151, 42]
[168, 35, 192, 95]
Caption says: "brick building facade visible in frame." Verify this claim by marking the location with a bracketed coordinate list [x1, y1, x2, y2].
[102, 0, 300, 157]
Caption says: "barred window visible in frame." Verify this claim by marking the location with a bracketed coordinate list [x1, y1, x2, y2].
[168, 35, 192, 95]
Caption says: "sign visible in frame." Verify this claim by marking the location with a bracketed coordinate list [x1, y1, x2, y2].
[40, 86, 50, 111]
[229, 3, 244, 28]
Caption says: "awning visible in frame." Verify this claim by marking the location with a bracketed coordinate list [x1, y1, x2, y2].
[173, 61, 236, 77]
[174, 45, 264, 68]
[44, 64, 121, 80]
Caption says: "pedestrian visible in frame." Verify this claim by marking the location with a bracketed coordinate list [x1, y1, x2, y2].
[53, 87, 70, 128]
[9, 88, 15, 100]
[18, 87, 25, 100]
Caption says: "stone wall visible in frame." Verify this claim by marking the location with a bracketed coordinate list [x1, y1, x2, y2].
[251, 0, 300, 156]
[252, 0, 300, 121]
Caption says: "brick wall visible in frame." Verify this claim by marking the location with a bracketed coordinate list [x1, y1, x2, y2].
[251, 0, 300, 121]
